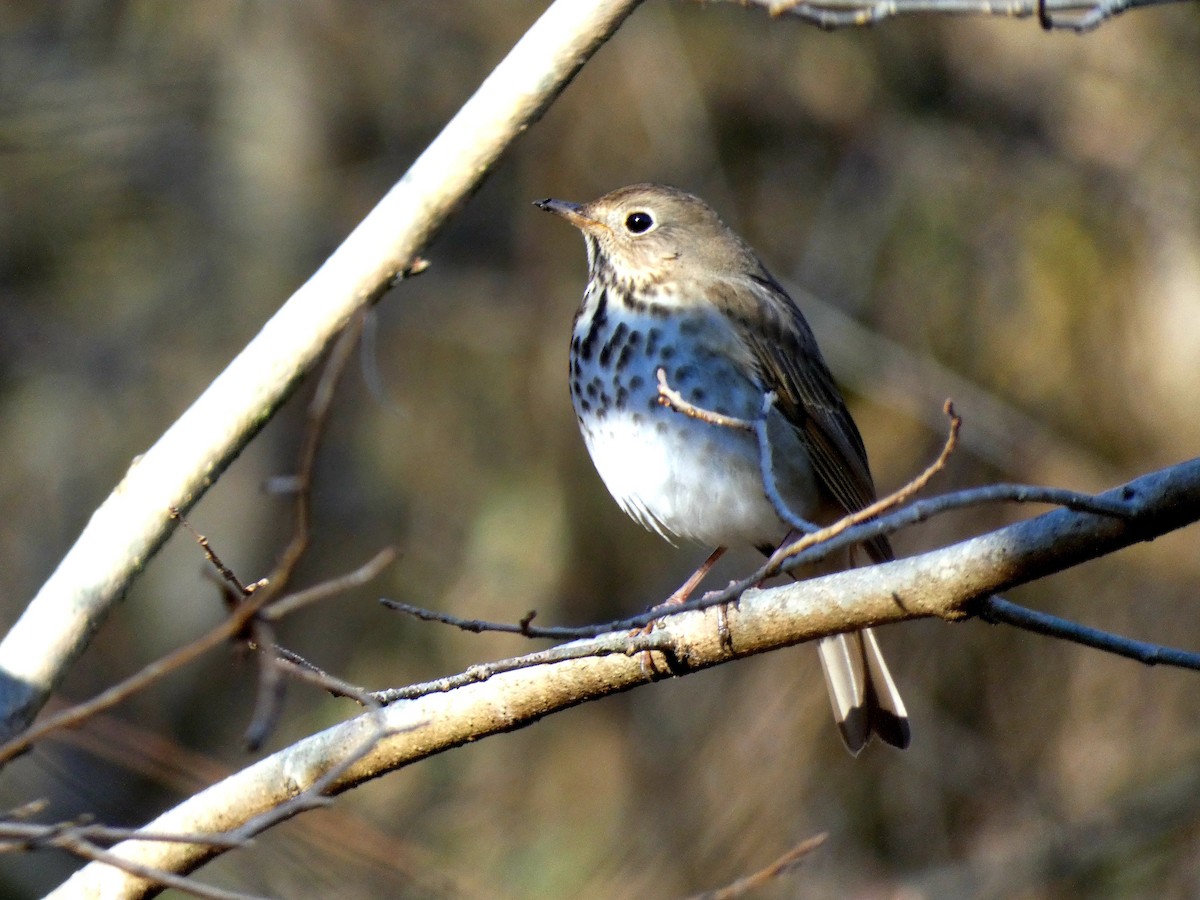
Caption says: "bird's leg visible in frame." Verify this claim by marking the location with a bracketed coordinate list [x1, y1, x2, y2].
[635, 546, 726, 678]
[763, 528, 806, 576]
[660, 546, 726, 608]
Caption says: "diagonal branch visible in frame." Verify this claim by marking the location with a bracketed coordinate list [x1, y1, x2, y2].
[0, 0, 647, 746]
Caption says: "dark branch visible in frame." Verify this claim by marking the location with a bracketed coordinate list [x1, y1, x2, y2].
[977, 596, 1200, 670]
[723, 0, 1187, 33]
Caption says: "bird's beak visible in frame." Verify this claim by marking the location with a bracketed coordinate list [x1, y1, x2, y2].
[534, 197, 599, 232]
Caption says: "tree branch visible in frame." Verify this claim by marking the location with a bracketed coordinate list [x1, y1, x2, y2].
[50, 457, 1200, 898]
[0, 0, 646, 745]
[725, 0, 1188, 32]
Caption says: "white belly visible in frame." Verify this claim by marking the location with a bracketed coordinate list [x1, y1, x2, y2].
[581, 408, 818, 548]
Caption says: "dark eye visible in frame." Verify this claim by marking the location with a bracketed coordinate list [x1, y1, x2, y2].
[625, 211, 654, 234]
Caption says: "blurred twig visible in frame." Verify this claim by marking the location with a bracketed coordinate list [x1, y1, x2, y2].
[0, 543, 395, 768]
[0, 805, 262, 900]
[687, 833, 829, 900]
[242, 310, 368, 750]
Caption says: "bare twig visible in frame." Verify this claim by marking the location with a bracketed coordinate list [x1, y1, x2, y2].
[656, 367, 822, 532]
[170, 512, 254, 599]
[977, 596, 1200, 670]
[0, 542, 398, 766]
[372, 630, 675, 704]
[51, 836, 263, 900]
[0, 820, 245, 852]
[687, 833, 828, 900]
[766, 400, 961, 571]
[724, 0, 1187, 32]
[274, 657, 379, 708]
[264, 310, 366, 600]
[238, 311, 367, 749]
[655, 366, 760, 432]
[262, 547, 398, 621]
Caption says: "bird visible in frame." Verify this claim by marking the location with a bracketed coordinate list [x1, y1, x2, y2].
[535, 183, 909, 754]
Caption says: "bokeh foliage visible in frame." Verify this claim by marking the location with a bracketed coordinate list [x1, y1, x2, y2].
[1, 1, 1198, 896]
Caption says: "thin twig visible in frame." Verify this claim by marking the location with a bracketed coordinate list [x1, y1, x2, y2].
[0, 587, 274, 766]
[767, 400, 960, 571]
[274, 658, 380, 708]
[170, 511, 253, 598]
[225, 711, 397, 843]
[266, 310, 367, 601]
[656, 368, 822, 532]
[0, 544, 396, 765]
[1, 821, 246, 851]
[977, 597, 1200, 670]
[372, 630, 676, 704]
[727, 0, 1185, 32]
[382, 472, 1142, 642]
[753, 391, 821, 533]
[54, 836, 264, 900]
[262, 547, 398, 621]
[687, 833, 829, 900]
[655, 367, 758, 431]
[243, 621, 287, 753]
[237, 311, 370, 748]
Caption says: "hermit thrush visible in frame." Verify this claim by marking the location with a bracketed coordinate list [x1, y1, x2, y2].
[536, 183, 909, 754]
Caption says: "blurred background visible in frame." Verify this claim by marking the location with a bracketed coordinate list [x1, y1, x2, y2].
[2, 1, 1199, 896]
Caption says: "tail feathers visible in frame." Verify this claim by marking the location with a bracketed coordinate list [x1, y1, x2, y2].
[818, 629, 910, 755]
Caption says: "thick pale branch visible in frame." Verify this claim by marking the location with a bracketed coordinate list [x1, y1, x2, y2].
[51, 458, 1200, 898]
[0, 0, 645, 744]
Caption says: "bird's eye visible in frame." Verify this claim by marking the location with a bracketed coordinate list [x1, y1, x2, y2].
[624, 211, 654, 234]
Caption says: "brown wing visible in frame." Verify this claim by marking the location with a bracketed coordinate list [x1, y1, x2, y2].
[736, 271, 893, 564]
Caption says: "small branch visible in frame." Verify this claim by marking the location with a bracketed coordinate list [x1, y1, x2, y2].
[264, 309, 366, 600]
[656, 367, 821, 532]
[383, 459, 1198, 675]
[977, 596, 1200, 670]
[381, 476, 1141, 643]
[687, 833, 828, 900]
[49, 836, 262, 900]
[372, 630, 675, 704]
[381, 599, 585, 639]
[239, 311, 367, 750]
[767, 400, 961, 572]
[0, 821, 246, 851]
[262, 547, 398, 621]
[725, 0, 1187, 32]
[170, 512, 254, 599]
[273, 657, 379, 708]
[655, 367, 760, 432]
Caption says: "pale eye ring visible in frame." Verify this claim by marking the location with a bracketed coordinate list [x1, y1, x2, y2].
[624, 211, 654, 234]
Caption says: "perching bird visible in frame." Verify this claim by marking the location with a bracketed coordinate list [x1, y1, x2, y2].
[537, 183, 909, 754]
